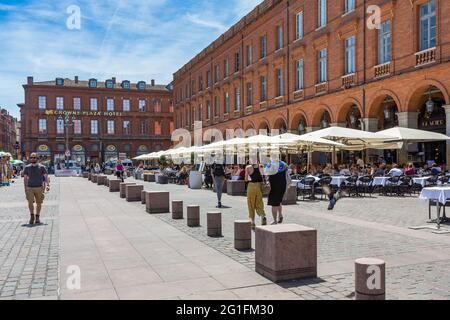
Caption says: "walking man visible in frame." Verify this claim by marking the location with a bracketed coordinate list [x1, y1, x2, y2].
[211, 161, 226, 208]
[23, 153, 48, 225]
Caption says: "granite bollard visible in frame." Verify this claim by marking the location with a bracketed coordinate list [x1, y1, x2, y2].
[234, 220, 252, 250]
[82, 172, 89, 179]
[255, 224, 317, 282]
[120, 182, 136, 199]
[109, 179, 121, 192]
[187, 205, 200, 227]
[91, 174, 98, 183]
[126, 185, 144, 202]
[227, 180, 246, 196]
[207, 212, 222, 237]
[97, 175, 107, 186]
[88, 173, 92, 181]
[145, 191, 170, 214]
[141, 190, 147, 204]
[282, 186, 297, 205]
[172, 200, 184, 220]
[355, 258, 386, 300]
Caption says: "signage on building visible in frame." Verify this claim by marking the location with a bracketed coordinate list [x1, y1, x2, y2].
[44, 110, 123, 117]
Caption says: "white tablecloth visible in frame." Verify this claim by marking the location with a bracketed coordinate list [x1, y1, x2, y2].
[413, 177, 431, 187]
[372, 177, 390, 186]
[292, 176, 320, 188]
[419, 187, 450, 205]
[330, 176, 347, 186]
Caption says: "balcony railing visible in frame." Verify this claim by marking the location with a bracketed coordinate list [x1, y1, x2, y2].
[374, 62, 391, 78]
[315, 82, 327, 95]
[274, 96, 284, 106]
[245, 105, 252, 114]
[342, 73, 356, 88]
[259, 101, 268, 110]
[415, 47, 436, 66]
[293, 90, 304, 101]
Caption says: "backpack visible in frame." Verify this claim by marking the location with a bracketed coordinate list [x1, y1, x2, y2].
[213, 164, 225, 177]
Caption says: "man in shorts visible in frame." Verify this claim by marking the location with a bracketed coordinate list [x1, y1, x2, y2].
[23, 153, 48, 225]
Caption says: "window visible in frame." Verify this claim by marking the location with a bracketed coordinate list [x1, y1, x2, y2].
[56, 119, 64, 135]
[214, 65, 220, 83]
[154, 121, 162, 135]
[246, 45, 252, 66]
[224, 92, 229, 114]
[276, 25, 283, 50]
[56, 97, 64, 110]
[199, 76, 204, 91]
[295, 59, 304, 91]
[153, 99, 161, 113]
[296, 12, 303, 40]
[123, 99, 130, 112]
[74, 120, 81, 135]
[140, 120, 147, 135]
[107, 120, 115, 135]
[318, 48, 327, 83]
[105, 80, 114, 89]
[107, 98, 114, 111]
[318, 0, 327, 28]
[345, 36, 356, 74]
[192, 80, 196, 94]
[247, 82, 253, 106]
[419, 0, 436, 51]
[73, 97, 81, 110]
[137, 81, 146, 90]
[90, 98, 98, 111]
[224, 59, 229, 78]
[187, 109, 191, 127]
[90, 120, 98, 134]
[345, 0, 355, 13]
[260, 76, 267, 101]
[139, 100, 146, 112]
[207, 100, 211, 120]
[200, 104, 203, 121]
[193, 107, 197, 121]
[235, 52, 240, 73]
[235, 87, 240, 111]
[121, 81, 130, 89]
[261, 35, 267, 58]
[276, 68, 283, 97]
[38, 119, 47, 134]
[214, 96, 219, 118]
[89, 79, 97, 88]
[91, 144, 98, 152]
[123, 120, 131, 135]
[378, 20, 391, 64]
[56, 78, 64, 86]
[207, 70, 212, 88]
[38, 96, 46, 109]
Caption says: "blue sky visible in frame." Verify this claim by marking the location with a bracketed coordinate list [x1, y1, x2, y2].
[0, 0, 262, 118]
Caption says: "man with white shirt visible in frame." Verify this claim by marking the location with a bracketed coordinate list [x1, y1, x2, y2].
[388, 164, 403, 177]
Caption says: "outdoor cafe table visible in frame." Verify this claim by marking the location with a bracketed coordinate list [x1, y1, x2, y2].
[413, 176, 432, 187]
[372, 176, 391, 187]
[419, 187, 450, 229]
[330, 176, 347, 187]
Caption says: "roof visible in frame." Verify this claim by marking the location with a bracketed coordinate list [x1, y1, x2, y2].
[31, 78, 171, 92]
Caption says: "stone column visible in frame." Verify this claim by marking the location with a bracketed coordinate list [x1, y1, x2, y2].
[362, 118, 381, 163]
[444, 105, 450, 170]
[396, 112, 419, 165]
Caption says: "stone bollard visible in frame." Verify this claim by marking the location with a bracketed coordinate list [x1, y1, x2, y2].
[282, 186, 297, 205]
[83, 172, 89, 179]
[97, 175, 107, 186]
[126, 185, 144, 202]
[109, 179, 121, 192]
[145, 191, 170, 214]
[234, 220, 252, 251]
[207, 212, 222, 237]
[255, 224, 317, 282]
[91, 174, 98, 183]
[88, 173, 92, 181]
[148, 175, 156, 183]
[172, 200, 184, 220]
[120, 182, 136, 199]
[141, 190, 147, 204]
[227, 180, 246, 196]
[187, 206, 200, 227]
[355, 258, 386, 300]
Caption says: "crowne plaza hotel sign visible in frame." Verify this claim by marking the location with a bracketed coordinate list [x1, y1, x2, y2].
[43, 110, 123, 117]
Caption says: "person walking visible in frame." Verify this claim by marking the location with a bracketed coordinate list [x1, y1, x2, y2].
[245, 163, 267, 229]
[23, 153, 48, 225]
[212, 161, 226, 208]
[264, 158, 289, 225]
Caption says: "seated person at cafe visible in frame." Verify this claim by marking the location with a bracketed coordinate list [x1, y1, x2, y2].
[404, 163, 415, 176]
[430, 163, 442, 175]
[388, 164, 403, 177]
[339, 165, 351, 176]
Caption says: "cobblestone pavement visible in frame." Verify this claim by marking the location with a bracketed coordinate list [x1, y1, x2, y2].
[2, 176, 450, 300]
[0, 179, 59, 300]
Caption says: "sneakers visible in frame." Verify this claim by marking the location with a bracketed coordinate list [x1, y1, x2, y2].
[29, 215, 35, 225]
[216, 202, 222, 208]
[278, 216, 284, 224]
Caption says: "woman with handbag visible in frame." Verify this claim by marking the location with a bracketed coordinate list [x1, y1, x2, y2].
[265, 158, 288, 225]
[245, 163, 267, 230]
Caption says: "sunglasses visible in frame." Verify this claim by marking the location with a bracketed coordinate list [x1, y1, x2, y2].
[30, 157, 37, 159]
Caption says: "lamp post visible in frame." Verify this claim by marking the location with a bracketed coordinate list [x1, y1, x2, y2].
[58, 114, 76, 167]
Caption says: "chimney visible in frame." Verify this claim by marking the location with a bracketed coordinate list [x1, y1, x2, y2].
[112, 77, 116, 84]
[151, 79, 155, 86]
[74, 76, 79, 84]
[27, 76, 34, 85]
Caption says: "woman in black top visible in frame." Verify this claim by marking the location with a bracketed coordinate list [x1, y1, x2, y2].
[245, 163, 267, 229]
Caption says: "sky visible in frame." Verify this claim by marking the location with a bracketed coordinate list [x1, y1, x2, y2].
[0, 0, 263, 118]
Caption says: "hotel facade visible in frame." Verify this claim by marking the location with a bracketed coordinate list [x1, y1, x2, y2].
[173, 0, 450, 166]
[19, 76, 173, 165]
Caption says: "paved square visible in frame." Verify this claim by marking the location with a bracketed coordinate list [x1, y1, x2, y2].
[1, 176, 450, 300]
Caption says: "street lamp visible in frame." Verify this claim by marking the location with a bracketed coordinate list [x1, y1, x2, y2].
[426, 86, 435, 114]
[58, 113, 76, 167]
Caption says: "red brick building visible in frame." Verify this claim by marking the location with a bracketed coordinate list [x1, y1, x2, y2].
[173, 0, 450, 166]
[0, 108, 18, 156]
[19, 76, 173, 165]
